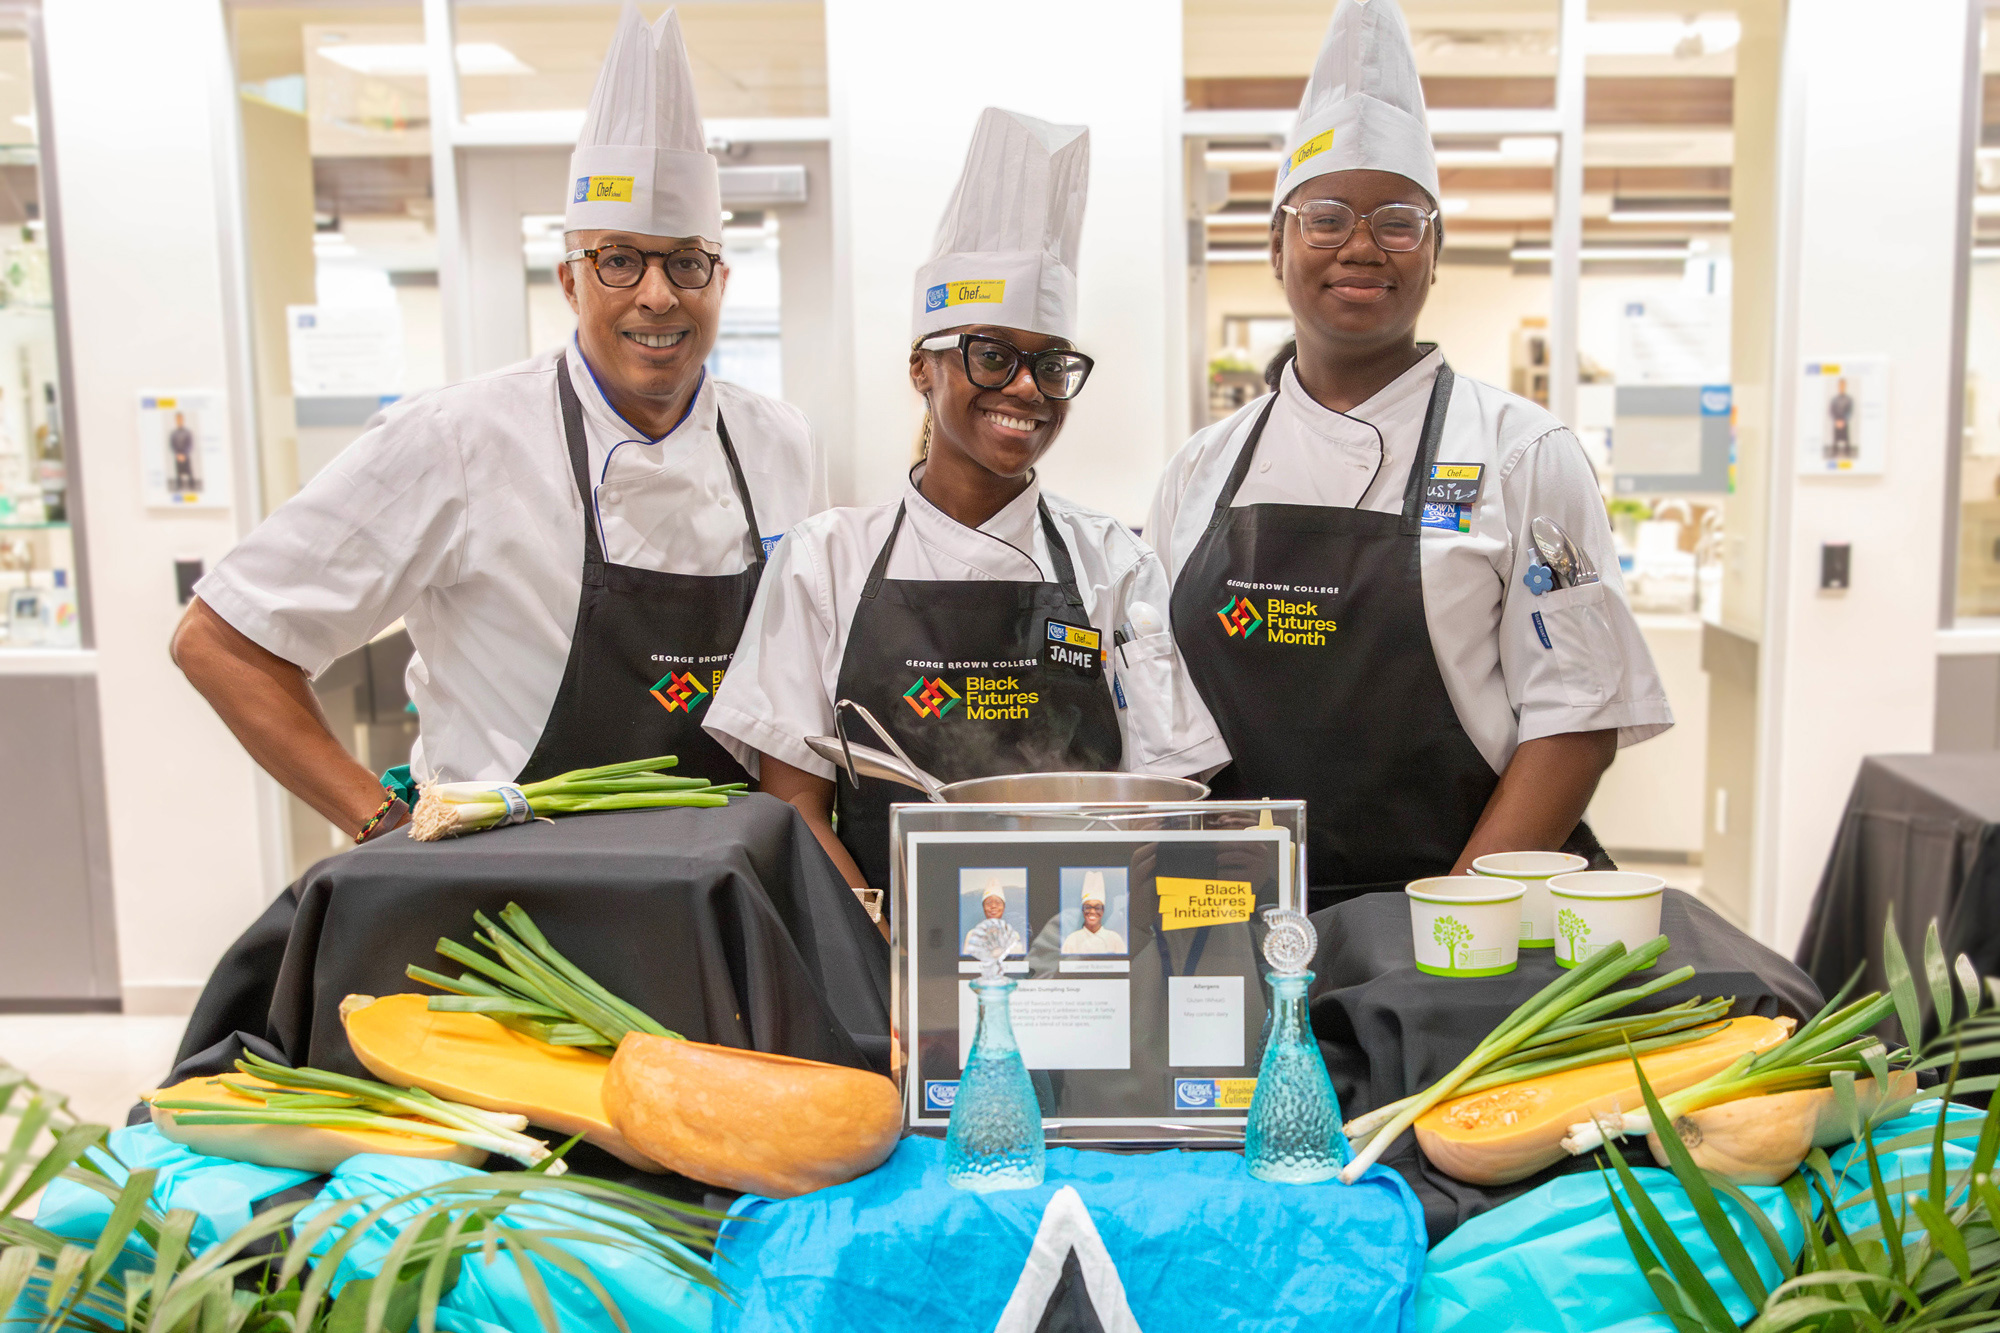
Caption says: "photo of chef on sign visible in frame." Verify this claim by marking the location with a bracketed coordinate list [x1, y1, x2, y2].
[1058, 868, 1129, 956]
[958, 869, 1028, 958]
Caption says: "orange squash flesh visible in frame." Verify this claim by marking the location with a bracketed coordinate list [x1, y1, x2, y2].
[605, 1033, 902, 1198]
[148, 1073, 485, 1174]
[1414, 1015, 1793, 1186]
[340, 993, 661, 1171]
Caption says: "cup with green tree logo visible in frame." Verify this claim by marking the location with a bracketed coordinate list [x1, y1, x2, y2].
[1404, 876, 1523, 977]
[1548, 871, 1666, 969]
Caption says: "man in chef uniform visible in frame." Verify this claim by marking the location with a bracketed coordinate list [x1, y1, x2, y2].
[964, 882, 1010, 955]
[1061, 872, 1125, 955]
[1149, 0, 1670, 909]
[172, 6, 823, 844]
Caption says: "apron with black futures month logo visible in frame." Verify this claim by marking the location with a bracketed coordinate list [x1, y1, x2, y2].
[516, 356, 763, 787]
[832, 496, 1123, 889]
[1171, 359, 1608, 910]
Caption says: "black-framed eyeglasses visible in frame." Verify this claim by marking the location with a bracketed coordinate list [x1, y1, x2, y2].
[914, 333, 1095, 401]
[1280, 200, 1438, 252]
[563, 245, 721, 290]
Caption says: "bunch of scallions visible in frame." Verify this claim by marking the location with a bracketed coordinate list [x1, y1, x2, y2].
[410, 902, 682, 1056]
[1339, 936, 1730, 1183]
[148, 1052, 564, 1171]
[1559, 973, 1898, 1156]
[409, 755, 742, 841]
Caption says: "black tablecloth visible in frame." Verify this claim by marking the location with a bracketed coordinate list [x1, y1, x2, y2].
[1309, 888, 1824, 1243]
[156, 795, 890, 1197]
[1795, 753, 2000, 1028]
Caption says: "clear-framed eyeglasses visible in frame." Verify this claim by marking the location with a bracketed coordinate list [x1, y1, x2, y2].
[563, 245, 721, 290]
[914, 333, 1095, 401]
[1279, 200, 1438, 252]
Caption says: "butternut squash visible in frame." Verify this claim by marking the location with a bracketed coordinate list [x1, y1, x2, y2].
[604, 1033, 902, 1198]
[1414, 1015, 1793, 1185]
[340, 993, 661, 1171]
[1645, 1071, 1918, 1184]
[148, 1074, 485, 1174]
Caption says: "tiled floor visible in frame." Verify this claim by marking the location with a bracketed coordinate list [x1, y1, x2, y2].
[0, 1014, 188, 1127]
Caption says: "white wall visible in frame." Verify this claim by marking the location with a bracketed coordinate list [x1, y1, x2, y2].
[823, 0, 1186, 524]
[45, 0, 272, 1009]
[1755, 0, 1970, 951]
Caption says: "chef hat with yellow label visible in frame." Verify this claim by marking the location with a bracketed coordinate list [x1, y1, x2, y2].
[1273, 0, 1438, 218]
[912, 107, 1090, 343]
[566, 5, 722, 245]
[1080, 871, 1107, 907]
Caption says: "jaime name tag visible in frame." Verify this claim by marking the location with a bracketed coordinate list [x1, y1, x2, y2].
[1423, 462, 1484, 506]
[1044, 619, 1104, 679]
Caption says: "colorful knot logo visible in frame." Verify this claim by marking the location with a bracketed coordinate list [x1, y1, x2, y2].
[1214, 595, 1265, 640]
[649, 671, 711, 714]
[902, 675, 961, 719]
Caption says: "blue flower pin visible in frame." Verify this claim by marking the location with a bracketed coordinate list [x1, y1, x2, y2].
[1523, 562, 1556, 596]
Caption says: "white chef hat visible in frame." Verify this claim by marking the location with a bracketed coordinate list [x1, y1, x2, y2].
[982, 879, 1008, 906]
[1080, 871, 1106, 906]
[565, 5, 722, 245]
[912, 107, 1089, 342]
[1273, 0, 1439, 218]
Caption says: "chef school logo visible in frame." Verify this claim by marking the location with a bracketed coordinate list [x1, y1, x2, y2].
[923, 1080, 958, 1112]
[1278, 127, 1335, 182]
[1173, 1077, 1257, 1111]
[1215, 594, 1336, 647]
[650, 671, 711, 714]
[924, 279, 1006, 312]
[572, 174, 634, 203]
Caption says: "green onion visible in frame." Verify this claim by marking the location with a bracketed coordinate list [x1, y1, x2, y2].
[1339, 936, 1692, 1183]
[411, 902, 682, 1055]
[1559, 988, 1898, 1154]
[148, 1054, 563, 1172]
[408, 756, 737, 840]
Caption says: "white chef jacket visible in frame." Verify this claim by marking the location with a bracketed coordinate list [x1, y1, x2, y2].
[706, 468, 1230, 781]
[197, 335, 826, 783]
[1061, 926, 1127, 954]
[1147, 349, 1671, 776]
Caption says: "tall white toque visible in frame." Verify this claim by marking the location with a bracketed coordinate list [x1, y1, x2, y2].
[1273, 0, 1439, 216]
[565, 5, 722, 244]
[912, 107, 1090, 343]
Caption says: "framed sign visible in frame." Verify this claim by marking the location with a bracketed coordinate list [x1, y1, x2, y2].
[137, 390, 230, 509]
[894, 811, 1301, 1145]
[1797, 357, 1889, 475]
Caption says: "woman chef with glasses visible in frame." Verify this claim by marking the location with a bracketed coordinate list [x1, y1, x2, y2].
[1149, 0, 1672, 911]
[707, 108, 1227, 900]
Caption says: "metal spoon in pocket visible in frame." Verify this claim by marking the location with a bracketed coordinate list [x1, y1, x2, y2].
[1531, 516, 1600, 588]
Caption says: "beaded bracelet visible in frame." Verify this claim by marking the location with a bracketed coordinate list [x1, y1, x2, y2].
[355, 795, 399, 844]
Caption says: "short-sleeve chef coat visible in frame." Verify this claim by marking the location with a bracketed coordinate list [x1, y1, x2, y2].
[705, 469, 1230, 781]
[196, 334, 826, 784]
[1148, 349, 1671, 775]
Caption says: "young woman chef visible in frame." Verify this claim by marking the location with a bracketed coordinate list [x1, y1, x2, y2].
[1148, 0, 1672, 908]
[707, 108, 1228, 893]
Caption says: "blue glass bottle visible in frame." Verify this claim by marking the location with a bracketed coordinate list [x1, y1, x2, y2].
[946, 922, 1045, 1192]
[1245, 910, 1349, 1184]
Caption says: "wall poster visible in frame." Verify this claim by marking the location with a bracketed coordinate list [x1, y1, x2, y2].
[1797, 357, 1889, 475]
[138, 390, 231, 509]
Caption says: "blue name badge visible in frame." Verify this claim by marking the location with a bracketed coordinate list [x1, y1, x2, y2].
[923, 1080, 958, 1112]
[1421, 501, 1470, 533]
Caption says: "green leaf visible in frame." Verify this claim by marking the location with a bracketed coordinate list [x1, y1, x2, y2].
[1913, 1194, 1973, 1284]
[1926, 919, 1957, 1035]
[1883, 906, 1925, 1050]
[1957, 954, 1983, 1018]
[1744, 1291, 1889, 1333]
[0, 1246, 38, 1323]
[1600, 1138, 1743, 1328]
[1, 1121, 104, 1218]
[1709, 1176, 1800, 1284]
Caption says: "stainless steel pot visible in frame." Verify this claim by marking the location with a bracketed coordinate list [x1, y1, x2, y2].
[808, 699, 1209, 806]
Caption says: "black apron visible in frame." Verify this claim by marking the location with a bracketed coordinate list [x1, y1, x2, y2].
[516, 357, 762, 786]
[1170, 361, 1607, 911]
[831, 496, 1123, 888]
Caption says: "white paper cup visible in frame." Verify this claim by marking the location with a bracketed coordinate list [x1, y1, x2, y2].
[1471, 852, 1590, 949]
[1547, 872, 1666, 969]
[1405, 876, 1524, 978]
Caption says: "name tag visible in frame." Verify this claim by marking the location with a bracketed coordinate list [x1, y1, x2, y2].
[1044, 618, 1104, 679]
[1424, 462, 1484, 506]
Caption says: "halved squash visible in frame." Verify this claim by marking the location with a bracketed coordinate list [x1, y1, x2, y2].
[1414, 1015, 1794, 1185]
[148, 1073, 485, 1174]
[340, 993, 660, 1171]
[605, 1033, 902, 1198]
[1645, 1071, 1919, 1184]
